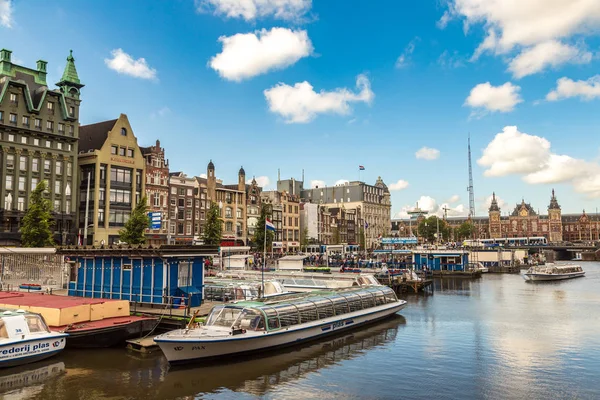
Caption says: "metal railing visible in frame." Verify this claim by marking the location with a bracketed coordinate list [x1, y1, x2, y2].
[0, 253, 67, 289]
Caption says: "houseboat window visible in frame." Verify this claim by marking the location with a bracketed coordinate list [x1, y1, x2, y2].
[296, 301, 319, 323]
[0, 321, 8, 338]
[232, 309, 265, 331]
[25, 315, 49, 333]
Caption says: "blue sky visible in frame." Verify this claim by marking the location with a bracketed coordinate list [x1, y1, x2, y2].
[3, 0, 600, 218]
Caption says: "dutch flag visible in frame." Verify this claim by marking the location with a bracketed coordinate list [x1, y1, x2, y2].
[266, 219, 276, 231]
[359, 165, 365, 170]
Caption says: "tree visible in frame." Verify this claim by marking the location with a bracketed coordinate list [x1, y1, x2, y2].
[253, 204, 274, 252]
[300, 227, 309, 251]
[203, 202, 223, 246]
[417, 216, 450, 243]
[456, 221, 475, 241]
[119, 196, 150, 244]
[332, 227, 341, 245]
[21, 181, 55, 247]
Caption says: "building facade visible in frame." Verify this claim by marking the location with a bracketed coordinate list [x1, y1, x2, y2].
[77, 114, 145, 245]
[0, 49, 82, 245]
[168, 172, 198, 244]
[245, 177, 262, 244]
[141, 140, 170, 245]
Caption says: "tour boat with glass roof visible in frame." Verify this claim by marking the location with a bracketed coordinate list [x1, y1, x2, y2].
[0, 309, 67, 368]
[154, 286, 406, 364]
[522, 264, 585, 282]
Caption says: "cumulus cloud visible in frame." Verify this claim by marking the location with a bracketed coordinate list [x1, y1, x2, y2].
[199, 173, 208, 179]
[388, 180, 409, 191]
[481, 193, 506, 212]
[209, 28, 313, 82]
[247, 176, 271, 188]
[105, 49, 157, 80]
[0, 0, 12, 28]
[478, 126, 600, 198]
[441, 0, 600, 77]
[395, 37, 419, 68]
[196, 0, 312, 21]
[264, 74, 374, 123]
[546, 75, 600, 101]
[465, 82, 522, 116]
[394, 195, 469, 219]
[334, 179, 349, 186]
[415, 147, 440, 160]
[508, 40, 592, 78]
[310, 180, 326, 188]
[448, 194, 460, 203]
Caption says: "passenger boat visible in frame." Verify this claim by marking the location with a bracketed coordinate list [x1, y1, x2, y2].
[155, 286, 406, 365]
[203, 279, 289, 301]
[522, 264, 585, 282]
[0, 309, 67, 368]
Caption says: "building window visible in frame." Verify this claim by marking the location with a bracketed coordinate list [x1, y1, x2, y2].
[65, 199, 71, 212]
[58, 123, 64, 133]
[225, 207, 232, 218]
[186, 210, 192, 220]
[200, 212, 205, 220]
[69, 106, 75, 117]
[127, 148, 134, 157]
[55, 161, 63, 175]
[177, 223, 184, 235]
[99, 188, 105, 202]
[53, 200, 60, 212]
[121, 128, 127, 136]
[98, 208, 104, 223]
[33, 138, 39, 146]
[19, 156, 26, 170]
[153, 195, 161, 207]
[186, 198, 192, 207]
[111, 145, 118, 155]
[45, 140, 51, 148]
[67, 144, 72, 151]
[31, 177, 38, 191]
[66, 162, 72, 177]
[35, 119, 42, 129]
[6, 154, 14, 170]
[9, 113, 16, 124]
[109, 189, 132, 204]
[68, 125, 74, 136]
[18, 197, 25, 211]
[9, 93, 17, 104]
[226, 221, 233, 231]
[179, 188, 185, 196]
[47, 102, 54, 112]
[18, 176, 26, 191]
[20, 136, 26, 144]
[119, 147, 126, 156]
[7, 133, 14, 142]
[187, 188, 192, 196]
[57, 142, 63, 150]
[237, 208, 242, 218]
[21, 116, 30, 127]
[110, 167, 132, 184]
[55, 181, 61, 194]
[46, 121, 53, 131]
[44, 160, 51, 173]
[5, 176, 13, 190]
[32, 158, 39, 172]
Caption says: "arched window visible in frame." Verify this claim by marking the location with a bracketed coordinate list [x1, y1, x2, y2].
[121, 128, 127, 136]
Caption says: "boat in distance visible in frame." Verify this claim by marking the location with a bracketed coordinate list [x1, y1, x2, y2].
[522, 264, 585, 282]
[154, 286, 406, 365]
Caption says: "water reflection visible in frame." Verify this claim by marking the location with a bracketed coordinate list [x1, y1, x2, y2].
[0, 360, 65, 399]
[158, 315, 405, 398]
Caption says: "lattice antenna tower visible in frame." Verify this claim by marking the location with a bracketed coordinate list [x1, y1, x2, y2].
[467, 134, 475, 219]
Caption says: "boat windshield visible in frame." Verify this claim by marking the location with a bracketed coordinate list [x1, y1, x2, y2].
[25, 315, 50, 333]
[205, 306, 244, 328]
[232, 309, 266, 331]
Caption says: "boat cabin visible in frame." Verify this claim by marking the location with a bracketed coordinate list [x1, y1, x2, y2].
[0, 310, 51, 340]
[204, 286, 398, 333]
[413, 250, 469, 272]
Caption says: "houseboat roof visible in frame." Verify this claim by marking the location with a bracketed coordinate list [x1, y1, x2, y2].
[279, 255, 308, 261]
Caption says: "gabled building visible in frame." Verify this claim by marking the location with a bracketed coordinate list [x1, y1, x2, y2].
[77, 114, 145, 245]
[141, 140, 169, 245]
[168, 172, 198, 244]
[245, 177, 262, 244]
[0, 49, 82, 245]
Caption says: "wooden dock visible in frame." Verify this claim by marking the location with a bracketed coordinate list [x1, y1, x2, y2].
[376, 275, 433, 294]
[126, 335, 160, 354]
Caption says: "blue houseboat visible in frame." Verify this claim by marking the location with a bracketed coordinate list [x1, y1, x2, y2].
[413, 249, 472, 273]
[61, 246, 219, 307]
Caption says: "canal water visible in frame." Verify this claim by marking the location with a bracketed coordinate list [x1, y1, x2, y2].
[2, 263, 600, 400]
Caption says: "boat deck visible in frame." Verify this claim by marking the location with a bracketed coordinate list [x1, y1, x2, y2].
[52, 315, 156, 332]
[0, 291, 123, 308]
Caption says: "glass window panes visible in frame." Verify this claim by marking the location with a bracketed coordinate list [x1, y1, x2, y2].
[44, 160, 51, 173]
[6, 154, 14, 169]
[32, 158, 39, 172]
[18, 176, 25, 191]
[19, 156, 26, 170]
[118, 147, 125, 156]
[31, 177, 38, 191]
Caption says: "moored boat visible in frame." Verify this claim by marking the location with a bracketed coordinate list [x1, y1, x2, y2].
[0, 309, 67, 368]
[522, 264, 585, 282]
[154, 286, 406, 365]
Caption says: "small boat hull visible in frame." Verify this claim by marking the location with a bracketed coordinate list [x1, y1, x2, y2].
[156, 302, 405, 365]
[0, 334, 67, 368]
[523, 271, 585, 282]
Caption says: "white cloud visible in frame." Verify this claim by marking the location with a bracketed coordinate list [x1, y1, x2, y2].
[247, 176, 271, 188]
[104, 49, 157, 80]
[465, 82, 522, 115]
[508, 40, 592, 78]
[209, 28, 313, 82]
[478, 126, 600, 198]
[394, 195, 469, 219]
[196, 0, 311, 21]
[482, 193, 506, 211]
[334, 179, 349, 186]
[310, 180, 326, 188]
[199, 173, 208, 179]
[442, 0, 600, 76]
[395, 37, 419, 68]
[388, 180, 409, 191]
[448, 194, 460, 203]
[264, 74, 374, 123]
[437, 50, 465, 69]
[0, 0, 12, 28]
[415, 147, 440, 160]
[546, 75, 600, 101]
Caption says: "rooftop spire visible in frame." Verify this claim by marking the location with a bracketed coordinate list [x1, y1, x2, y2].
[56, 50, 84, 98]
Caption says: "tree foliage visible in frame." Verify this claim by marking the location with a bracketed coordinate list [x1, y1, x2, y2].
[119, 196, 150, 244]
[300, 227, 309, 250]
[456, 222, 475, 241]
[253, 204, 274, 252]
[203, 202, 223, 246]
[21, 181, 55, 247]
[332, 227, 341, 245]
[417, 216, 450, 243]
[359, 227, 366, 250]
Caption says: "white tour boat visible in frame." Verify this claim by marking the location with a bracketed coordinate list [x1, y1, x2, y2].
[0, 309, 67, 368]
[155, 286, 406, 365]
[522, 264, 585, 282]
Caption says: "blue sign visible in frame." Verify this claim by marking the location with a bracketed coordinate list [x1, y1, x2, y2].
[148, 212, 162, 229]
[381, 237, 418, 245]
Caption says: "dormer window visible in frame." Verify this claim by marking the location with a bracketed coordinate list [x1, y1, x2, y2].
[9, 93, 17, 104]
[47, 102, 54, 113]
[121, 128, 127, 136]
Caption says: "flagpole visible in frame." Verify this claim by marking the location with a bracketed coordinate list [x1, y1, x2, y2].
[262, 218, 267, 297]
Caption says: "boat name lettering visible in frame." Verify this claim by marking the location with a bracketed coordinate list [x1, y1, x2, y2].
[192, 345, 206, 351]
[332, 321, 345, 329]
[0, 342, 50, 356]
[173, 346, 184, 351]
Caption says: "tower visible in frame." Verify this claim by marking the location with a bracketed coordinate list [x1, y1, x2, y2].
[207, 160, 216, 202]
[467, 134, 475, 218]
[56, 50, 84, 100]
[547, 188, 562, 243]
[238, 166, 246, 192]
[488, 192, 501, 238]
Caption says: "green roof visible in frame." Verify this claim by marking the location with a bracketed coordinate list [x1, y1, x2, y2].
[58, 50, 81, 85]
